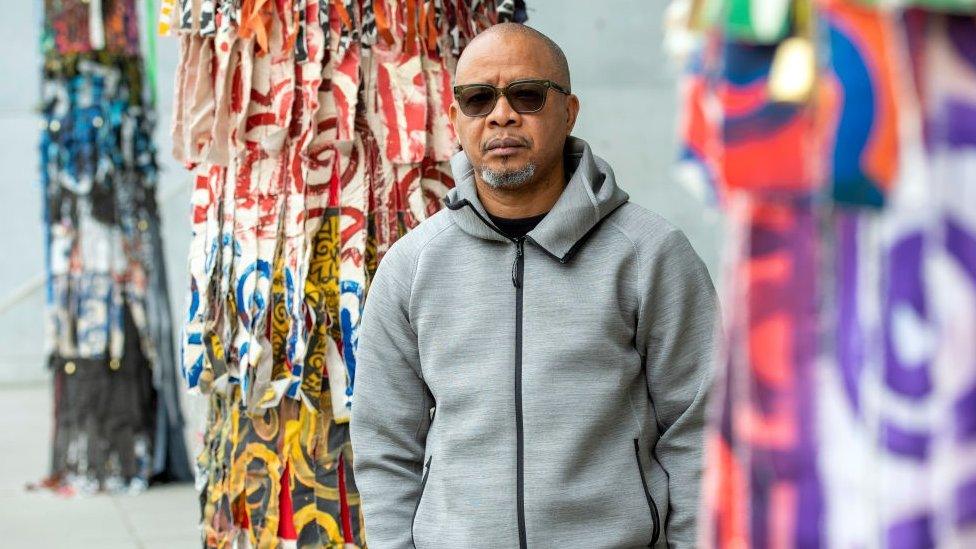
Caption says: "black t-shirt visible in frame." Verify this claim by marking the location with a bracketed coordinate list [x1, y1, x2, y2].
[486, 211, 549, 239]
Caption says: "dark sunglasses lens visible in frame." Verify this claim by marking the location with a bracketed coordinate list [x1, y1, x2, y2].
[458, 86, 496, 116]
[507, 82, 547, 113]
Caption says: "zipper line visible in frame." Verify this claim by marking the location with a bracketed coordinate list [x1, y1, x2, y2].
[514, 236, 527, 549]
[634, 439, 661, 546]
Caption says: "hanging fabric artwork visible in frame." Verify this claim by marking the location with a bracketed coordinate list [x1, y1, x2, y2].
[913, 12, 976, 545]
[819, 0, 901, 207]
[161, 1, 527, 546]
[672, 0, 976, 546]
[36, 0, 192, 496]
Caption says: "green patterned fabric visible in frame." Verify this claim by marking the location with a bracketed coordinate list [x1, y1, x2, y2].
[702, 0, 794, 44]
[853, 0, 976, 12]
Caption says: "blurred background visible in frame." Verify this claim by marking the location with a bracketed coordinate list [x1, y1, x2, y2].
[7, 0, 976, 547]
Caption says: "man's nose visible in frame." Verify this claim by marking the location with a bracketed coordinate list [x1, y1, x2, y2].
[486, 93, 520, 127]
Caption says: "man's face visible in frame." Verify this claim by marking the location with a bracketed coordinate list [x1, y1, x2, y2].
[450, 34, 579, 190]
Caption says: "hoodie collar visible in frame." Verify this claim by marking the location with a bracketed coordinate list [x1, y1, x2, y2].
[444, 136, 630, 262]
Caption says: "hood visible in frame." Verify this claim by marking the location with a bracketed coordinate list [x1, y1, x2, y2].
[443, 136, 630, 263]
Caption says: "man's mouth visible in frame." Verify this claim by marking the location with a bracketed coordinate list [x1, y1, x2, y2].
[484, 137, 528, 157]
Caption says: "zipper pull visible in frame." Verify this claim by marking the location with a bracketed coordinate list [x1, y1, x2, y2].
[511, 238, 525, 288]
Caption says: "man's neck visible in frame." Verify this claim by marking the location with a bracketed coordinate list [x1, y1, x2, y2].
[476, 162, 566, 219]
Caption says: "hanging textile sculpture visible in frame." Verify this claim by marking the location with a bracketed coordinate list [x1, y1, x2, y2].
[160, 1, 526, 546]
[37, 0, 192, 496]
[669, 0, 976, 546]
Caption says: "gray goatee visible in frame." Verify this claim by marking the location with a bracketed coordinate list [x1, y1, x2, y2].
[479, 163, 537, 190]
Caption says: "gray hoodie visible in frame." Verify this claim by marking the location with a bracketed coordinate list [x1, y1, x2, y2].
[350, 137, 717, 549]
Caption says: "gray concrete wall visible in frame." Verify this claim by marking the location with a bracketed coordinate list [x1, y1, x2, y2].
[0, 1, 719, 383]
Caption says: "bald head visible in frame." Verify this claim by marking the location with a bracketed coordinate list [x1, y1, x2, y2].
[457, 23, 571, 91]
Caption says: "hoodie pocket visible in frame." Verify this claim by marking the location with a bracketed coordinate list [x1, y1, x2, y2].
[411, 455, 434, 545]
[633, 439, 661, 547]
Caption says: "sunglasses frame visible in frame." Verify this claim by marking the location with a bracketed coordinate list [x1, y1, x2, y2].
[452, 79, 571, 117]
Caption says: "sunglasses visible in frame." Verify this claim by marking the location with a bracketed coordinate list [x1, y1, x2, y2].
[453, 79, 571, 117]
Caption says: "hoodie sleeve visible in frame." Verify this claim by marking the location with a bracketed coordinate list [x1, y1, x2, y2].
[350, 245, 431, 549]
[637, 229, 718, 548]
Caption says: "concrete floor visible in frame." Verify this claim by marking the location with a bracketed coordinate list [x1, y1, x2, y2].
[0, 382, 201, 548]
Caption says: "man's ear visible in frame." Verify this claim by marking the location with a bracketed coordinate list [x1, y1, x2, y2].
[449, 101, 459, 137]
[565, 94, 580, 135]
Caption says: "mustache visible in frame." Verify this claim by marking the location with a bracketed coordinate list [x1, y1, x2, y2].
[482, 135, 531, 152]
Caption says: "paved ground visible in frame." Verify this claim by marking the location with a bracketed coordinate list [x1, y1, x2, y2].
[0, 382, 201, 548]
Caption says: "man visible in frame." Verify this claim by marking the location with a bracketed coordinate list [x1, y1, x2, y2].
[351, 23, 716, 549]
